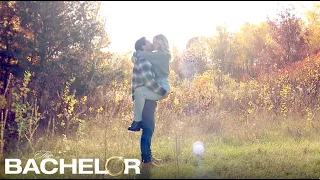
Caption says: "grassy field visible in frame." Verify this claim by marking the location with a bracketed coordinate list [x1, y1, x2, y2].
[1, 112, 320, 179]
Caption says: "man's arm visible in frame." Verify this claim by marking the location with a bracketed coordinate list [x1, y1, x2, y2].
[137, 51, 169, 67]
[138, 59, 167, 96]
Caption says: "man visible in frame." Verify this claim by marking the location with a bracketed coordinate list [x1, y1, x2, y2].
[130, 37, 166, 172]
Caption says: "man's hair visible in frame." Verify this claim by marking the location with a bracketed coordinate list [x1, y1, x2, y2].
[135, 37, 147, 51]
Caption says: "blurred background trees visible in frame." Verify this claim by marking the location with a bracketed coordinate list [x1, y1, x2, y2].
[1, 1, 320, 161]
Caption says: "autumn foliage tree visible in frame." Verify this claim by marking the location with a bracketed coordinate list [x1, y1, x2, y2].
[182, 37, 209, 78]
[267, 5, 308, 67]
[0, 1, 110, 157]
[305, 3, 320, 54]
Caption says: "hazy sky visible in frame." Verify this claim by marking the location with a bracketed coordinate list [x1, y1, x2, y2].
[101, 1, 316, 53]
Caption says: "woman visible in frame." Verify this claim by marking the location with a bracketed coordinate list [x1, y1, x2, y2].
[128, 34, 171, 131]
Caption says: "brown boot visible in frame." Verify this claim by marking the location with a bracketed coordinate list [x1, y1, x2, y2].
[137, 163, 152, 179]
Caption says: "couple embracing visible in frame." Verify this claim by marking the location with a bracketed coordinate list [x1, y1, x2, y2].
[128, 34, 171, 168]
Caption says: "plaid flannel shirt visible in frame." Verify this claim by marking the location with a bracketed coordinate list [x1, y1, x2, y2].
[131, 52, 167, 100]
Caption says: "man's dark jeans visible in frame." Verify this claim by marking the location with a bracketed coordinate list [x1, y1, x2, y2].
[140, 99, 157, 163]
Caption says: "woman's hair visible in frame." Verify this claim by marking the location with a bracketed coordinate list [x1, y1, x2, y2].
[154, 34, 171, 57]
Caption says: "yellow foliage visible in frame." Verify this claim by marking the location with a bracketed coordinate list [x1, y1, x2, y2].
[81, 96, 88, 104]
[174, 98, 179, 105]
[97, 107, 104, 113]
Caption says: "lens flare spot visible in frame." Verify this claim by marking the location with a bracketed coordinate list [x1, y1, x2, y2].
[192, 141, 205, 156]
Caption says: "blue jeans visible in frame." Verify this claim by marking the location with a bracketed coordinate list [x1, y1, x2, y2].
[134, 78, 170, 122]
[140, 100, 157, 163]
